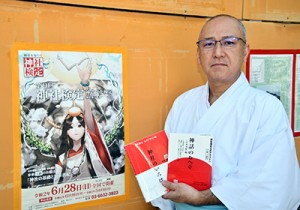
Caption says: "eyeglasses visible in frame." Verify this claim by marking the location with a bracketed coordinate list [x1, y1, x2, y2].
[196, 36, 246, 50]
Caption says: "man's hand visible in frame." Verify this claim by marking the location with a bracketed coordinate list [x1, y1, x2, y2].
[161, 181, 221, 206]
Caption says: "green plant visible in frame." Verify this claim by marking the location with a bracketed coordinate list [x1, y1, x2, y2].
[21, 106, 54, 155]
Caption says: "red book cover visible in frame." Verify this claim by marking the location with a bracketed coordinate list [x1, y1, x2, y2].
[167, 133, 214, 191]
[124, 130, 169, 202]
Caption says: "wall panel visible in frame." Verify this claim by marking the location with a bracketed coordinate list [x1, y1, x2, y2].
[35, 0, 243, 18]
[243, 0, 300, 22]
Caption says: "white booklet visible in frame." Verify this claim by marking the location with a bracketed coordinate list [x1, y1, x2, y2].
[168, 133, 214, 190]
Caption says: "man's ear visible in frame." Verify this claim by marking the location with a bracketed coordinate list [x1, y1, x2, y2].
[243, 44, 250, 63]
[197, 47, 201, 65]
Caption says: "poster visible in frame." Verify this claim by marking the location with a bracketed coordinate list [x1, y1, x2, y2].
[246, 49, 300, 136]
[248, 54, 293, 121]
[12, 43, 129, 209]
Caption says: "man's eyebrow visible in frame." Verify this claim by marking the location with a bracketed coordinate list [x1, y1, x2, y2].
[222, 35, 237, 39]
[200, 35, 237, 40]
[198, 37, 215, 41]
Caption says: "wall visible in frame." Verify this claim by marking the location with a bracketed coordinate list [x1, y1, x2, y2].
[0, 0, 299, 209]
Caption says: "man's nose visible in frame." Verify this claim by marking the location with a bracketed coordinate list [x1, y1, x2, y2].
[213, 42, 225, 57]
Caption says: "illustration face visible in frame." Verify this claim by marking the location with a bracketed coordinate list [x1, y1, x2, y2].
[67, 117, 85, 141]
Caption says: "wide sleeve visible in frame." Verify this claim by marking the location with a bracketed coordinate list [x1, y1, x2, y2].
[53, 163, 63, 185]
[211, 98, 300, 210]
[86, 118, 115, 175]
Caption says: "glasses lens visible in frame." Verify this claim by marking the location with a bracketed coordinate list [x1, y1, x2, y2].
[201, 40, 216, 49]
[221, 37, 239, 48]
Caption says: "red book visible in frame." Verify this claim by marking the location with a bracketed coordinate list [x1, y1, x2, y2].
[167, 133, 214, 191]
[124, 130, 169, 202]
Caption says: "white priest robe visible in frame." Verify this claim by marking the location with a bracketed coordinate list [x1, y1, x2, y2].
[152, 73, 300, 210]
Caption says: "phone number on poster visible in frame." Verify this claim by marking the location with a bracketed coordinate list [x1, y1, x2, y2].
[91, 190, 119, 199]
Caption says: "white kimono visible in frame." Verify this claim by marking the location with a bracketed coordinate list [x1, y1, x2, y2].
[152, 73, 300, 210]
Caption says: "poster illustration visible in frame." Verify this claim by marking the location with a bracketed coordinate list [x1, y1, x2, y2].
[12, 44, 128, 209]
[246, 49, 300, 136]
[248, 54, 293, 121]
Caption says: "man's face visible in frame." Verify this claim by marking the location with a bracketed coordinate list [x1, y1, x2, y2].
[197, 16, 249, 86]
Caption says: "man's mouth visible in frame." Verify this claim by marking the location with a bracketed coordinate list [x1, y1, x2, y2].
[211, 63, 227, 67]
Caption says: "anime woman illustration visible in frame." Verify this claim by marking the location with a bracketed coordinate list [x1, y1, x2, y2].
[53, 59, 115, 184]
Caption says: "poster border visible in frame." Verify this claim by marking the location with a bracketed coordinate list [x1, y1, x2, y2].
[295, 54, 300, 136]
[246, 49, 299, 137]
[11, 42, 130, 209]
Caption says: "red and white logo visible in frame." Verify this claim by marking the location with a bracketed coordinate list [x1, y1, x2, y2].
[24, 57, 44, 77]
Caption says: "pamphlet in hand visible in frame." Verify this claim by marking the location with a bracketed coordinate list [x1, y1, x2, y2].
[124, 130, 169, 202]
[168, 133, 214, 191]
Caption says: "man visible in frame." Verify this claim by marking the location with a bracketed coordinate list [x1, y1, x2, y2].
[151, 14, 300, 210]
